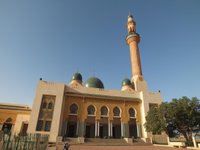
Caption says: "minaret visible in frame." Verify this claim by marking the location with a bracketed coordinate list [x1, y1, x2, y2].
[126, 15, 143, 80]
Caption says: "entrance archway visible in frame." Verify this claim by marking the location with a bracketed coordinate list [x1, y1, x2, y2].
[129, 118, 137, 138]
[128, 108, 137, 138]
[85, 116, 95, 138]
[85, 105, 96, 138]
[66, 120, 77, 137]
[99, 106, 108, 138]
[66, 103, 78, 137]
[112, 107, 121, 138]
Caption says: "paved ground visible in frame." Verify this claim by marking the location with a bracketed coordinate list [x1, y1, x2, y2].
[49, 145, 193, 150]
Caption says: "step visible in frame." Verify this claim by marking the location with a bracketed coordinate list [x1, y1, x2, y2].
[84, 138, 130, 146]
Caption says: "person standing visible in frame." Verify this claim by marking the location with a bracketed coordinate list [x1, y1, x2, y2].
[63, 143, 70, 150]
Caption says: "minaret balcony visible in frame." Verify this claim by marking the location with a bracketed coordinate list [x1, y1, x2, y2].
[126, 32, 140, 44]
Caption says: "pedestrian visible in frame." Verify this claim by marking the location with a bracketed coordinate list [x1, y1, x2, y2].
[63, 142, 70, 150]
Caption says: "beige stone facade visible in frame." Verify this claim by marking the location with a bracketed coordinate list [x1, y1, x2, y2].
[0, 103, 31, 135]
[27, 15, 163, 143]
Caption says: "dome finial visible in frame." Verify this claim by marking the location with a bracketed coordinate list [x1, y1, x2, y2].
[127, 13, 136, 33]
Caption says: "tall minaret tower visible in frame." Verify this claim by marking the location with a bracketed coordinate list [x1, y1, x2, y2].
[126, 15, 146, 91]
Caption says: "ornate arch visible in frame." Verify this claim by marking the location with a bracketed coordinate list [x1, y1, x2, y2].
[69, 103, 78, 115]
[113, 106, 121, 117]
[5, 117, 13, 124]
[100, 105, 109, 116]
[87, 105, 96, 116]
[128, 107, 137, 118]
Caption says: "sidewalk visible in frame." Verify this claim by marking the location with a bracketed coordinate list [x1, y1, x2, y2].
[48, 145, 196, 150]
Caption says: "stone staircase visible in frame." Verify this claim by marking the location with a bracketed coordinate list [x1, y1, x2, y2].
[84, 138, 152, 146]
[60, 137, 153, 146]
[84, 138, 129, 146]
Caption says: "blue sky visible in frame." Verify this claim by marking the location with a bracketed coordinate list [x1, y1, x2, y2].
[0, 0, 200, 106]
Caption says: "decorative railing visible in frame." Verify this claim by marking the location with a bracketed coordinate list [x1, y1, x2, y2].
[0, 131, 49, 150]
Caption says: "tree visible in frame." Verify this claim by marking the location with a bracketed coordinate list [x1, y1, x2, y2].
[145, 96, 200, 142]
[144, 104, 166, 135]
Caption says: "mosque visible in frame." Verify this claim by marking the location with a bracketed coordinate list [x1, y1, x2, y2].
[27, 15, 163, 143]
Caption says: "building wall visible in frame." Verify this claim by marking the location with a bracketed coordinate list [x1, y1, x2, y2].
[28, 79, 162, 142]
[62, 95, 141, 123]
[139, 85, 163, 138]
[13, 114, 30, 134]
[0, 104, 31, 134]
[0, 110, 17, 130]
[27, 80, 65, 142]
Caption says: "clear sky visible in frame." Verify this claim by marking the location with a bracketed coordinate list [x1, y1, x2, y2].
[0, 0, 200, 106]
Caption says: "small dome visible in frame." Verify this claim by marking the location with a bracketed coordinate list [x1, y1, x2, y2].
[71, 72, 82, 81]
[121, 78, 131, 87]
[85, 77, 104, 89]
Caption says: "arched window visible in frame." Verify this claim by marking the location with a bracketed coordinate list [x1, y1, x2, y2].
[42, 102, 47, 109]
[48, 102, 53, 109]
[70, 103, 78, 114]
[101, 106, 108, 116]
[129, 108, 136, 118]
[87, 105, 95, 115]
[113, 107, 120, 117]
[5, 118, 12, 123]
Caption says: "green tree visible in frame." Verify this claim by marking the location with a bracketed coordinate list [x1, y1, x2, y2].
[145, 96, 200, 142]
[144, 103, 166, 134]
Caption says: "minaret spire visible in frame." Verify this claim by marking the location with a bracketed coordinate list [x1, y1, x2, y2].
[127, 15, 136, 33]
[126, 14, 143, 82]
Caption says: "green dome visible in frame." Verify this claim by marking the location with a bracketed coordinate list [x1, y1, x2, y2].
[121, 78, 131, 86]
[71, 72, 82, 81]
[85, 77, 104, 89]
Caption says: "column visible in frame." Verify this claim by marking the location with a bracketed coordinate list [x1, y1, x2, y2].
[136, 123, 140, 138]
[108, 121, 110, 137]
[121, 122, 124, 137]
[76, 122, 79, 136]
[124, 123, 129, 138]
[64, 121, 68, 137]
[97, 121, 100, 137]
[95, 120, 97, 137]
[78, 121, 85, 137]
[110, 122, 113, 137]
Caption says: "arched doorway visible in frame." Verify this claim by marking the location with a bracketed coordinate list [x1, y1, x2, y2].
[128, 108, 137, 138]
[85, 105, 96, 138]
[99, 106, 108, 138]
[66, 103, 78, 137]
[2, 118, 13, 133]
[112, 107, 121, 138]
